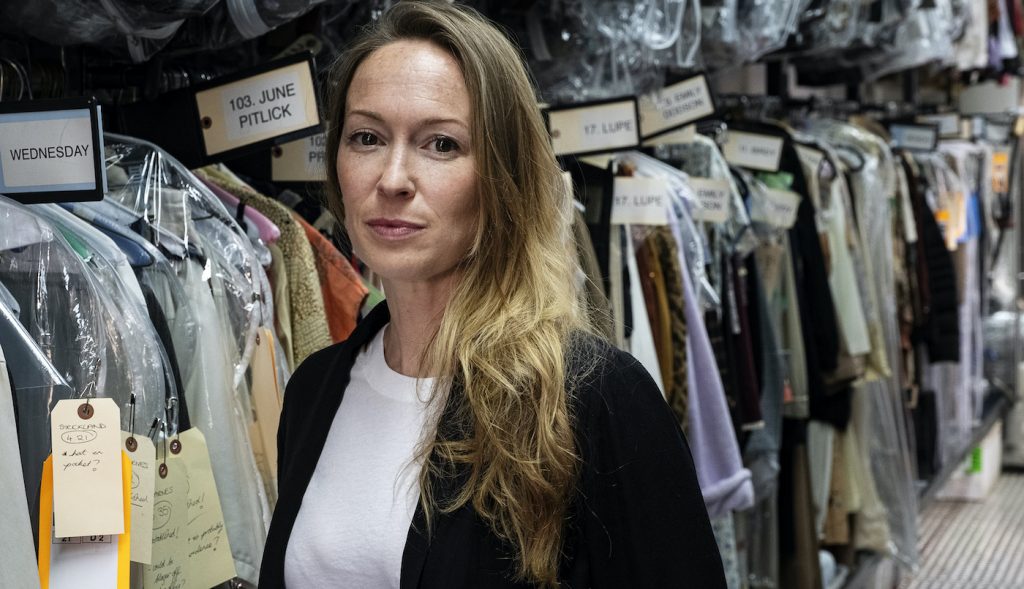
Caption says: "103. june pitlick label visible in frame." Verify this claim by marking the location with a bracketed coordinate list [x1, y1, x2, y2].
[194, 55, 321, 158]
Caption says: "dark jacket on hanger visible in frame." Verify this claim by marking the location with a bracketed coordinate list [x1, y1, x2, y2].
[259, 303, 726, 589]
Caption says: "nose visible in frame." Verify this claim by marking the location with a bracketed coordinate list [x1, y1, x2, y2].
[377, 145, 415, 199]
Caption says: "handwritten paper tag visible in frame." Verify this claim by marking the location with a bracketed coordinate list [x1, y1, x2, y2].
[122, 432, 156, 564]
[639, 74, 715, 138]
[750, 188, 802, 229]
[194, 56, 321, 158]
[144, 458, 189, 589]
[272, 131, 327, 182]
[546, 98, 640, 157]
[611, 177, 670, 225]
[38, 453, 131, 589]
[50, 398, 124, 538]
[688, 178, 731, 223]
[722, 131, 784, 172]
[178, 428, 237, 587]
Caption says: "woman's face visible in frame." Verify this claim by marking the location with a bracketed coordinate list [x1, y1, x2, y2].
[339, 40, 479, 289]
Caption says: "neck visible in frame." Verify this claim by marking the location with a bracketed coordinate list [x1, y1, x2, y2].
[381, 275, 457, 377]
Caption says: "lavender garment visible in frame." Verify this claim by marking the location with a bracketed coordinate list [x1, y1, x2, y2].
[668, 201, 754, 518]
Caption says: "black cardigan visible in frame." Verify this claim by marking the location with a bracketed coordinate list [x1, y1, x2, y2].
[259, 303, 726, 588]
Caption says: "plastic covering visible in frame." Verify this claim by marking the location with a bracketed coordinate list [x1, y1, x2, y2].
[522, 0, 700, 103]
[801, 119, 920, 572]
[700, 0, 802, 68]
[95, 133, 271, 583]
[0, 0, 218, 62]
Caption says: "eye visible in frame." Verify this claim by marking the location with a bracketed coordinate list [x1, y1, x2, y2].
[432, 136, 459, 153]
[349, 131, 378, 146]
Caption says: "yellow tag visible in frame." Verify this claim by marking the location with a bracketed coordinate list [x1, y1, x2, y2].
[993, 151, 1010, 193]
[38, 453, 131, 589]
[50, 398, 124, 538]
[122, 432, 156, 564]
[179, 428, 237, 587]
[144, 457, 189, 589]
[935, 209, 950, 223]
[251, 327, 282, 484]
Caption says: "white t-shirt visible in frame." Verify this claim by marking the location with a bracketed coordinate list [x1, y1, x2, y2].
[284, 326, 435, 588]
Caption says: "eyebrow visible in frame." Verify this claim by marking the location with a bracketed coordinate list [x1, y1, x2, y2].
[346, 109, 469, 130]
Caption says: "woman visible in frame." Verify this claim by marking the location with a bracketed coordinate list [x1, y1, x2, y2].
[260, 2, 725, 588]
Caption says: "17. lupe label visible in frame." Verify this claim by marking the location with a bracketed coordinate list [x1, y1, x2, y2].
[639, 74, 716, 138]
[194, 54, 321, 158]
[0, 98, 106, 203]
[611, 176, 670, 225]
[546, 98, 640, 157]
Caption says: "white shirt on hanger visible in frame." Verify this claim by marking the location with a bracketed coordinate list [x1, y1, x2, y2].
[285, 325, 434, 588]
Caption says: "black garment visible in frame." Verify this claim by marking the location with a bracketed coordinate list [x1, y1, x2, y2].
[260, 303, 725, 589]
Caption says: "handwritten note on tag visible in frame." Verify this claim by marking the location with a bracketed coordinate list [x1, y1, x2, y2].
[750, 188, 802, 229]
[722, 131, 784, 172]
[546, 98, 640, 156]
[50, 398, 124, 538]
[688, 178, 731, 224]
[178, 428, 237, 587]
[122, 432, 156, 564]
[144, 459, 188, 589]
[611, 177, 670, 225]
[39, 453, 131, 589]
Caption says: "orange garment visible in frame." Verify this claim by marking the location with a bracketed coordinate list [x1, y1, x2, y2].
[295, 214, 368, 342]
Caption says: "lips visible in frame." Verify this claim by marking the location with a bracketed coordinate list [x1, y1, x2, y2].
[365, 217, 425, 239]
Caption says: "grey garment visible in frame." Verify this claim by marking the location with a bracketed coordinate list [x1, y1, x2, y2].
[0, 342, 40, 589]
[0, 293, 75, 540]
[174, 259, 267, 583]
[710, 512, 742, 589]
[807, 421, 835, 541]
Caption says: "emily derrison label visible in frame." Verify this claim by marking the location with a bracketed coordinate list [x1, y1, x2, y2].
[195, 59, 320, 157]
[688, 178, 731, 223]
[547, 99, 639, 156]
[639, 75, 715, 138]
[611, 176, 670, 225]
[0, 108, 99, 198]
[723, 131, 784, 171]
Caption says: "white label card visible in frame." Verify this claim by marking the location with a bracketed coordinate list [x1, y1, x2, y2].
[722, 131, 784, 172]
[917, 113, 960, 138]
[195, 60, 320, 156]
[0, 105, 104, 200]
[642, 124, 697, 147]
[890, 124, 938, 151]
[547, 99, 640, 156]
[611, 177, 670, 225]
[750, 187, 802, 229]
[689, 178, 731, 224]
[122, 432, 156, 564]
[51, 398, 124, 538]
[272, 131, 327, 182]
[180, 428, 237, 587]
[639, 75, 715, 138]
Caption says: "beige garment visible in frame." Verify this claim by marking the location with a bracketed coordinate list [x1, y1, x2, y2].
[267, 243, 295, 370]
[850, 381, 892, 553]
[196, 167, 332, 366]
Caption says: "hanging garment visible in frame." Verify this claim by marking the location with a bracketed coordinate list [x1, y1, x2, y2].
[0, 341, 40, 589]
[205, 178, 282, 244]
[295, 214, 367, 343]
[196, 167, 332, 366]
[624, 225, 666, 396]
[649, 227, 690, 432]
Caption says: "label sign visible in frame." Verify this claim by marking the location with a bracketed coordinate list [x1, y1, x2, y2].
[50, 398, 125, 539]
[195, 54, 321, 158]
[689, 178, 731, 223]
[917, 113, 960, 138]
[722, 131, 784, 172]
[642, 124, 697, 147]
[122, 432, 156, 564]
[611, 176, 670, 225]
[639, 74, 716, 138]
[179, 429, 237, 588]
[750, 187, 801, 229]
[546, 97, 640, 157]
[890, 124, 939, 151]
[0, 99, 106, 203]
[272, 131, 327, 182]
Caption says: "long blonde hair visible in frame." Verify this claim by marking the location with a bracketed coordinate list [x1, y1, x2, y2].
[323, 2, 589, 585]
